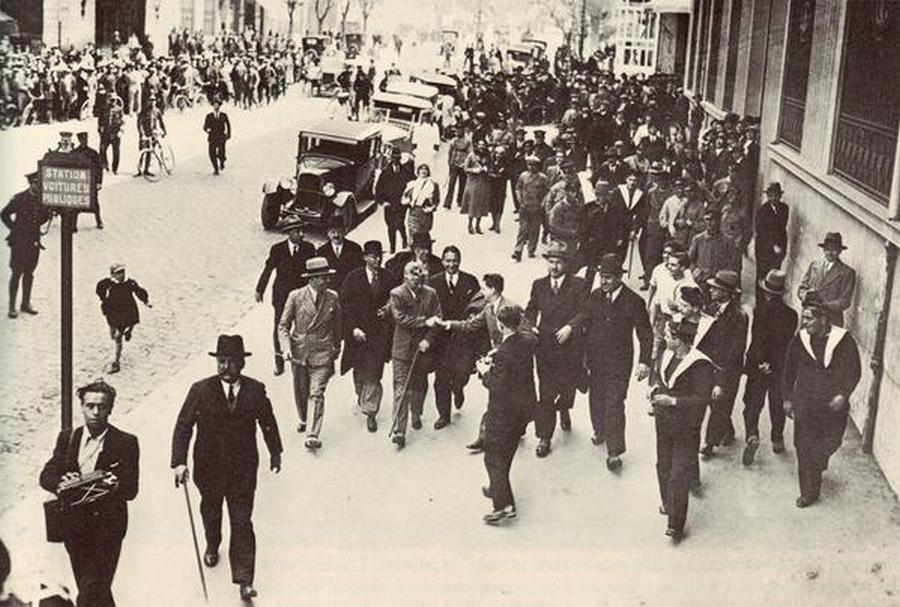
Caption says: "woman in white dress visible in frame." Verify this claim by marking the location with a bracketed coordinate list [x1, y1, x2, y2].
[403, 164, 441, 238]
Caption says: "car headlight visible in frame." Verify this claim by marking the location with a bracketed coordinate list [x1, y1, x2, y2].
[322, 182, 336, 197]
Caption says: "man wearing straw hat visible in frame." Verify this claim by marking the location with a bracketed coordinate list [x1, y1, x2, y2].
[171, 335, 283, 601]
[279, 257, 343, 450]
[741, 269, 797, 465]
[796, 231, 856, 327]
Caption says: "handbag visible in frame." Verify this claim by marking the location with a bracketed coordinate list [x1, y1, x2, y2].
[43, 430, 76, 543]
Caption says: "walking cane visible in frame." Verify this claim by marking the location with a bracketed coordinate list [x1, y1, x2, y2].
[626, 233, 637, 278]
[182, 481, 209, 603]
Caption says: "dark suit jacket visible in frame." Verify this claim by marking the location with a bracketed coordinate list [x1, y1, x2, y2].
[256, 239, 317, 310]
[339, 266, 393, 375]
[203, 111, 231, 143]
[40, 425, 139, 540]
[482, 332, 537, 436]
[316, 239, 365, 291]
[429, 270, 480, 373]
[171, 375, 283, 492]
[745, 298, 798, 374]
[525, 274, 589, 376]
[655, 349, 715, 432]
[696, 301, 749, 388]
[577, 285, 652, 375]
[375, 163, 414, 207]
[582, 198, 630, 262]
[754, 201, 788, 268]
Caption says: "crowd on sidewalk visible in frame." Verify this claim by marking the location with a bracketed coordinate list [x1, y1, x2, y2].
[4, 39, 869, 607]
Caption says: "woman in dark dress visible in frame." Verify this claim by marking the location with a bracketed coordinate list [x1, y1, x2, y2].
[96, 263, 152, 373]
[486, 145, 510, 233]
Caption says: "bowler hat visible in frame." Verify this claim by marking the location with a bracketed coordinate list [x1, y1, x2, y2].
[301, 256, 336, 278]
[597, 253, 625, 275]
[818, 232, 847, 251]
[759, 269, 787, 295]
[543, 241, 571, 260]
[281, 218, 305, 233]
[765, 182, 783, 195]
[209, 334, 252, 358]
[411, 232, 435, 249]
[707, 270, 741, 294]
[363, 240, 383, 256]
[325, 215, 346, 231]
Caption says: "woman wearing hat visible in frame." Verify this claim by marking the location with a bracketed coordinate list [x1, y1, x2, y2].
[402, 164, 440, 239]
[95, 264, 152, 374]
[463, 141, 491, 234]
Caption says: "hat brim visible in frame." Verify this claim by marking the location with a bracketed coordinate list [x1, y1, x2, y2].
[706, 277, 741, 293]
[302, 268, 337, 278]
[543, 251, 570, 260]
[757, 278, 785, 295]
[597, 266, 626, 274]
[818, 242, 847, 250]
[208, 350, 252, 357]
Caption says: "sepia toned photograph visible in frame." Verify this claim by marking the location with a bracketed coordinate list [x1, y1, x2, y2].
[0, 0, 898, 605]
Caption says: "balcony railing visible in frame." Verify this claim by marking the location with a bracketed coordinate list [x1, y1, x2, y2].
[833, 113, 896, 205]
[777, 96, 805, 151]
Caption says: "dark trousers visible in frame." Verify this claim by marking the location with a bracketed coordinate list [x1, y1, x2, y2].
[484, 429, 521, 510]
[445, 166, 467, 208]
[514, 211, 542, 255]
[588, 370, 630, 457]
[434, 365, 468, 421]
[100, 134, 121, 173]
[742, 370, 786, 442]
[794, 408, 847, 500]
[704, 380, 738, 447]
[272, 303, 285, 361]
[489, 179, 507, 228]
[384, 206, 407, 254]
[8, 269, 34, 309]
[535, 364, 576, 440]
[639, 228, 665, 281]
[655, 416, 701, 533]
[198, 475, 257, 585]
[65, 532, 123, 607]
[208, 139, 226, 171]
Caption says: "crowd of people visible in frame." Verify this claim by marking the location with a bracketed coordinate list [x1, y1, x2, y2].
[4, 34, 868, 607]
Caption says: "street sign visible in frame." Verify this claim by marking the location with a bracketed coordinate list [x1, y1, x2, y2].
[38, 152, 96, 212]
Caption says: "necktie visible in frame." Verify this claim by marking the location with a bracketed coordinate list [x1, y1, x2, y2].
[606, 291, 614, 305]
[227, 384, 236, 411]
[552, 280, 559, 295]
[371, 271, 379, 294]
[315, 290, 323, 310]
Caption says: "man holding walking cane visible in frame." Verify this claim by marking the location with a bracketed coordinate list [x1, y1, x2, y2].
[171, 334, 283, 602]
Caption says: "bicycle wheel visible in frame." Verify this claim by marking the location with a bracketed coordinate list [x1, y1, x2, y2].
[139, 150, 161, 182]
[175, 95, 189, 112]
[159, 143, 175, 175]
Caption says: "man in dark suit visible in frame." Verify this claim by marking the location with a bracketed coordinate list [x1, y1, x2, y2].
[316, 216, 364, 291]
[383, 231, 443, 289]
[479, 306, 536, 525]
[428, 245, 480, 429]
[796, 232, 856, 327]
[255, 219, 316, 375]
[203, 97, 231, 175]
[3, 171, 50, 319]
[581, 181, 629, 288]
[525, 242, 589, 458]
[73, 131, 104, 231]
[40, 380, 139, 607]
[340, 241, 393, 432]
[576, 253, 652, 471]
[375, 147, 414, 253]
[614, 171, 646, 257]
[171, 335, 283, 601]
[753, 182, 789, 301]
[741, 270, 798, 465]
[696, 270, 749, 457]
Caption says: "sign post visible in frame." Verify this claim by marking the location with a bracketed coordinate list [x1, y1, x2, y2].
[38, 151, 96, 430]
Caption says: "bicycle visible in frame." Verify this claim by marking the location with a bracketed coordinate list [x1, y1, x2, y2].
[137, 132, 175, 182]
[171, 85, 205, 112]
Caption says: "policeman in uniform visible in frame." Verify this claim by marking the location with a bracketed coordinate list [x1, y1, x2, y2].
[2, 171, 50, 319]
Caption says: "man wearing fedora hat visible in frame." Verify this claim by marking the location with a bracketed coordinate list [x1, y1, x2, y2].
[512, 155, 550, 262]
[754, 182, 789, 300]
[782, 292, 861, 508]
[316, 215, 364, 292]
[339, 241, 393, 432]
[171, 335, 283, 601]
[575, 253, 652, 471]
[256, 219, 316, 376]
[375, 146, 414, 254]
[741, 270, 797, 464]
[796, 232, 856, 327]
[279, 257, 343, 449]
[383, 231, 443, 290]
[3, 171, 51, 319]
[525, 242, 589, 457]
[696, 270, 748, 457]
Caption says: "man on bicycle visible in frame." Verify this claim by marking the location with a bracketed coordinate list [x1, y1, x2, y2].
[136, 94, 166, 177]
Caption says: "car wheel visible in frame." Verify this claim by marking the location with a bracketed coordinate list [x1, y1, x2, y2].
[261, 194, 281, 231]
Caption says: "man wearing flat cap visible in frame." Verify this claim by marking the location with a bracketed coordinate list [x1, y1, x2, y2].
[340, 241, 393, 432]
[512, 155, 550, 262]
[171, 335, 283, 601]
[753, 182, 789, 300]
[741, 270, 797, 465]
[688, 207, 742, 291]
[3, 171, 51, 319]
[796, 232, 856, 327]
[783, 292, 861, 508]
[279, 257, 343, 449]
[256, 219, 316, 375]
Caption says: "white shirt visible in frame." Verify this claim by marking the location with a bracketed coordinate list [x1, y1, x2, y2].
[654, 271, 698, 318]
[447, 272, 457, 289]
[221, 379, 241, 402]
[289, 242, 299, 256]
[78, 427, 109, 475]
[366, 266, 379, 285]
[332, 243, 343, 258]
[550, 276, 564, 292]
[606, 284, 623, 303]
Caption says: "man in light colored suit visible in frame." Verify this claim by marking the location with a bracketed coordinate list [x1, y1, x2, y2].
[796, 232, 856, 327]
[389, 260, 442, 449]
[279, 257, 342, 449]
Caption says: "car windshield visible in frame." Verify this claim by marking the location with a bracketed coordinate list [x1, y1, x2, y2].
[300, 136, 363, 161]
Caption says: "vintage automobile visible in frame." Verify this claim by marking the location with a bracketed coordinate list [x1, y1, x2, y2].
[409, 72, 458, 99]
[520, 37, 549, 57]
[385, 80, 440, 105]
[369, 91, 434, 153]
[302, 35, 332, 61]
[260, 119, 382, 231]
[343, 32, 364, 58]
[506, 44, 536, 72]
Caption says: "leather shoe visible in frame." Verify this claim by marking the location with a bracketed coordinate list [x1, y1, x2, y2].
[772, 439, 786, 454]
[297, 421, 307, 433]
[203, 549, 218, 567]
[481, 485, 492, 499]
[366, 415, 377, 433]
[742, 436, 760, 466]
[453, 391, 465, 410]
[465, 439, 484, 452]
[700, 444, 715, 458]
[721, 429, 736, 446]
[433, 417, 450, 430]
[304, 436, 322, 450]
[665, 527, 684, 542]
[535, 440, 551, 458]
[559, 409, 572, 431]
[591, 434, 605, 446]
[20, 305, 38, 315]
[606, 456, 623, 472]
[796, 495, 818, 509]
[239, 584, 257, 600]
[391, 434, 406, 449]
[411, 414, 422, 430]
